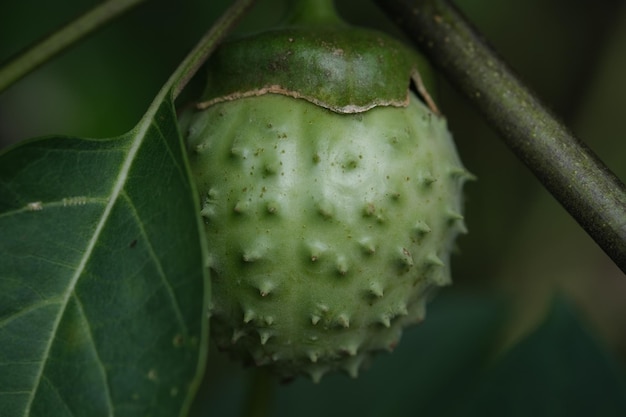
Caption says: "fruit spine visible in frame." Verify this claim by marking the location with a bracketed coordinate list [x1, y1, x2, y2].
[185, 0, 472, 381]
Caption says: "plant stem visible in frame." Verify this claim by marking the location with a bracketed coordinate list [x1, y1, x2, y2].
[242, 368, 274, 417]
[375, 0, 626, 274]
[0, 0, 146, 93]
[170, 0, 256, 99]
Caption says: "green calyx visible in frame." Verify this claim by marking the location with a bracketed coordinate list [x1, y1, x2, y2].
[198, 0, 429, 113]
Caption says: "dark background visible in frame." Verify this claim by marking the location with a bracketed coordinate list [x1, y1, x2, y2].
[2, 0, 626, 415]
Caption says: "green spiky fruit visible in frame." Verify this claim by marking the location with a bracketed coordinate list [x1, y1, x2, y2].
[185, 0, 472, 382]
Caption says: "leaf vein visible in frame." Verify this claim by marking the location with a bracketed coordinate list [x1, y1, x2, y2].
[22, 112, 151, 417]
[150, 113, 187, 186]
[0, 298, 62, 329]
[72, 293, 114, 417]
[0, 197, 108, 220]
[120, 190, 188, 335]
[41, 375, 76, 417]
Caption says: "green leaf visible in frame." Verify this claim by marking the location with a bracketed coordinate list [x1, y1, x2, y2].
[0, 1, 257, 415]
[0, 96, 208, 416]
[458, 296, 626, 417]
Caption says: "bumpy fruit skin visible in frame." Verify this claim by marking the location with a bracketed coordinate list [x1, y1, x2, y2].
[186, 91, 470, 381]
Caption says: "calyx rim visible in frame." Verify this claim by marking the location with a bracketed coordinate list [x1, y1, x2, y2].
[197, 25, 436, 114]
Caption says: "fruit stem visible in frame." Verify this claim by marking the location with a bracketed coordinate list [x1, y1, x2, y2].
[375, 0, 626, 274]
[282, 0, 345, 27]
[242, 368, 274, 417]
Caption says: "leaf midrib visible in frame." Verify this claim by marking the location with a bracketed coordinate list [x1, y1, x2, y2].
[22, 112, 157, 417]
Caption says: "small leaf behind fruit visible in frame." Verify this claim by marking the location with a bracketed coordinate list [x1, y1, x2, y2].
[0, 96, 207, 417]
[456, 296, 626, 417]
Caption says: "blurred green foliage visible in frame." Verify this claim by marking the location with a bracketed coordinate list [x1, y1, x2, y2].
[190, 295, 626, 417]
[1, 0, 625, 416]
